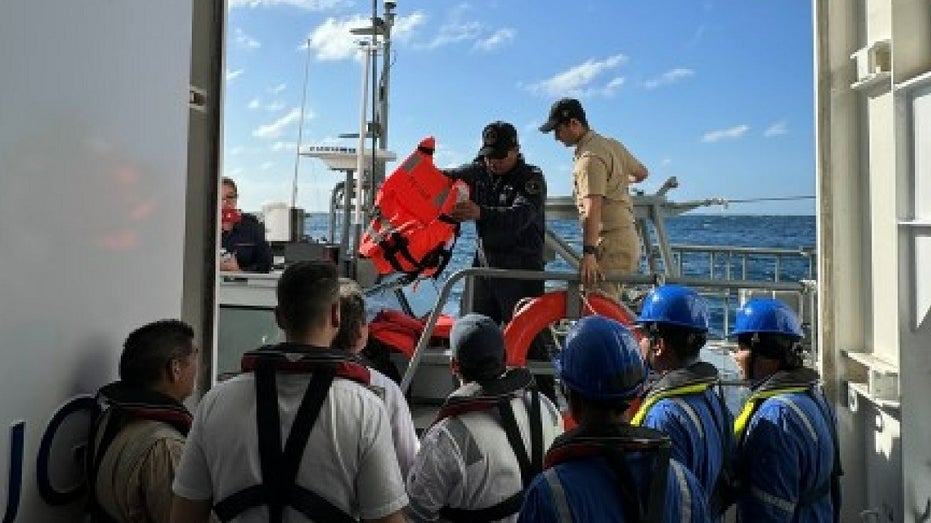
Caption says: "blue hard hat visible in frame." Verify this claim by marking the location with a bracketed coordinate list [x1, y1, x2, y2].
[732, 298, 803, 338]
[557, 315, 646, 400]
[636, 284, 710, 331]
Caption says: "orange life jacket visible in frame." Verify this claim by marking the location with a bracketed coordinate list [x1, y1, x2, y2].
[359, 136, 469, 280]
[368, 308, 455, 359]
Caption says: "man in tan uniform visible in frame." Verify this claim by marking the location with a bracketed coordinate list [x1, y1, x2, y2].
[85, 319, 199, 523]
[539, 97, 648, 300]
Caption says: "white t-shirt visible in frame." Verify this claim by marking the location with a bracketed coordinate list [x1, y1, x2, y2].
[369, 367, 420, 478]
[406, 382, 564, 523]
[173, 372, 408, 522]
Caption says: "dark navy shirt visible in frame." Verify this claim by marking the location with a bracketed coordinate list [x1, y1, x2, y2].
[444, 157, 546, 270]
[221, 213, 272, 273]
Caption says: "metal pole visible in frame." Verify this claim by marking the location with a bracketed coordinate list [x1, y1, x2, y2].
[352, 45, 373, 271]
[291, 39, 312, 210]
[380, 1, 395, 150]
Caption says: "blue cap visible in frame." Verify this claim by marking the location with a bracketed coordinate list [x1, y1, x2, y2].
[636, 284, 710, 331]
[450, 314, 507, 379]
[732, 298, 803, 338]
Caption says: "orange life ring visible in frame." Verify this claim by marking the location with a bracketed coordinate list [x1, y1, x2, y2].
[503, 290, 638, 366]
[502, 290, 642, 430]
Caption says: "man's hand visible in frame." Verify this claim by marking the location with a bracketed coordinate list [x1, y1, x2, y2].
[449, 200, 480, 222]
[580, 253, 601, 289]
[219, 255, 241, 272]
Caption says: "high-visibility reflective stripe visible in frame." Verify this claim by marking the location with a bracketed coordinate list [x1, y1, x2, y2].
[671, 461, 692, 522]
[631, 382, 714, 426]
[771, 395, 819, 442]
[750, 486, 796, 514]
[667, 397, 704, 438]
[543, 468, 573, 523]
[434, 187, 450, 208]
[734, 386, 808, 437]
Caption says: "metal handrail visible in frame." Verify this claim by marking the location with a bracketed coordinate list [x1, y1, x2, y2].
[398, 267, 813, 393]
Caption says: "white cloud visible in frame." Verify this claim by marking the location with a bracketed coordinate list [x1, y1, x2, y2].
[392, 12, 427, 42]
[253, 107, 302, 139]
[260, 161, 276, 171]
[271, 83, 287, 94]
[229, 0, 349, 10]
[527, 54, 628, 98]
[661, 158, 672, 167]
[234, 28, 261, 49]
[763, 120, 788, 137]
[601, 77, 626, 97]
[307, 12, 426, 61]
[226, 68, 245, 82]
[271, 141, 297, 151]
[701, 124, 750, 143]
[307, 16, 368, 61]
[644, 68, 694, 89]
[422, 20, 482, 49]
[474, 28, 515, 52]
[412, 5, 512, 51]
[248, 97, 287, 112]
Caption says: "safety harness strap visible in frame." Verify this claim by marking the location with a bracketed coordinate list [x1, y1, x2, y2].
[736, 387, 841, 523]
[85, 408, 124, 523]
[543, 425, 672, 523]
[631, 375, 736, 517]
[706, 386, 737, 517]
[214, 484, 356, 523]
[213, 360, 355, 523]
[86, 384, 192, 523]
[794, 391, 843, 523]
[436, 370, 543, 520]
[379, 231, 456, 283]
[543, 469, 574, 523]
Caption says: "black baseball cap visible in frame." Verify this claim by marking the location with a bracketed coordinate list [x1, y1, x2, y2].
[539, 98, 586, 133]
[450, 313, 507, 380]
[478, 121, 519, 159]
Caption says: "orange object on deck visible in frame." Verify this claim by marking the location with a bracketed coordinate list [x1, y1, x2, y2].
[502, 290, 643, 428]
[368, 308, 455, 359]
[359, 136, 469, 280]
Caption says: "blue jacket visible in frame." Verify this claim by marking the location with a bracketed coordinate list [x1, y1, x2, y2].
[443, 157, 546, 270]
[735, 368, 840, 523]
[632, 362, 734, 517]
[221, 213, 273, 273]
[518, 425, 711, 523]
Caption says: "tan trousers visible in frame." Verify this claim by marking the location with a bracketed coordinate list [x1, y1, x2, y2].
[593, 225, 641, 301]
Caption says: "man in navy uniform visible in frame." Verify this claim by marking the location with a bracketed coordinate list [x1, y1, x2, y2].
[220, 177, 273, 273]
[444, 121, 552, 395]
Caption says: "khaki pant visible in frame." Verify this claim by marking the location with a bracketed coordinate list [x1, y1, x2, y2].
[593, 226, 641, 301]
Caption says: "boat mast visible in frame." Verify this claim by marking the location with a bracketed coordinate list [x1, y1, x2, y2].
[291, 38, 312, 212]
[347, 0, 392, 276]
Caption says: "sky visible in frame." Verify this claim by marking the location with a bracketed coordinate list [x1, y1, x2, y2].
[223, 0, 815, 215]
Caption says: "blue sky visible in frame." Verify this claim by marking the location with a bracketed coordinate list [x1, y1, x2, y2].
[224, 0, 815, 215]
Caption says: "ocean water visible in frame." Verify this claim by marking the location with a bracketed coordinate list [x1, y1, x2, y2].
[305, 213, 816, 333]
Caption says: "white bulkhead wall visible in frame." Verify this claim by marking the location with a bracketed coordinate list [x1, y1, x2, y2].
[0, 0, 195, 521]
[816, 0, 931, 521]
